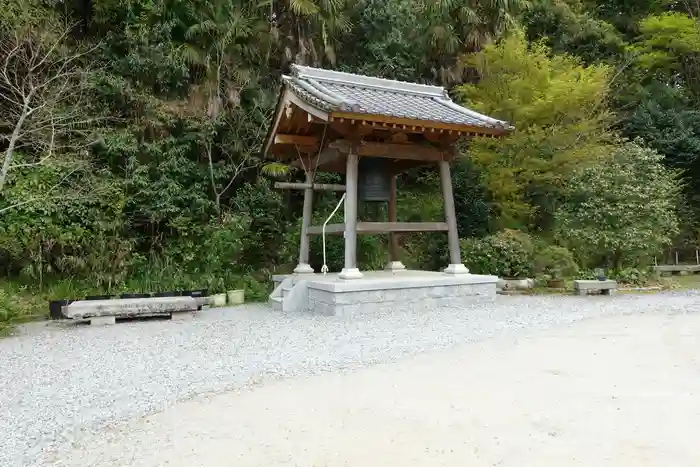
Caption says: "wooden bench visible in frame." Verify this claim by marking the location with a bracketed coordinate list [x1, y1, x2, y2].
[573, 280, 617, 296]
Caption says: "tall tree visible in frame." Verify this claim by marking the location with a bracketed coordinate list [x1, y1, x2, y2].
[522, 0, 626, 64]
[270, 0, 352, 67]
[0, 22, 97, 196]
[555, 141, 680, 269]
[420, 0, 527, 83]
[632, 12, 700, 98]
[456, 30, 613, 229]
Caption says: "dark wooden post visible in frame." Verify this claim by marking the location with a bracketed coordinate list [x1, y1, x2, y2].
[439, 159, 469, 275]
[386, 174, 406, 271]
[294, 169, 315, 274]
[339, 151, 363, 279]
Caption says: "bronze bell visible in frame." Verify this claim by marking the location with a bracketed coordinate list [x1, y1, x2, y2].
[358, 157, 391, 202]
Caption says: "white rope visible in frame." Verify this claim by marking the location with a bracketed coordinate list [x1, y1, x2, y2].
[321, 193, 346, 275]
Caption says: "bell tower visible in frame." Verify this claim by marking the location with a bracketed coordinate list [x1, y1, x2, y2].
[263, 65, 511, 280]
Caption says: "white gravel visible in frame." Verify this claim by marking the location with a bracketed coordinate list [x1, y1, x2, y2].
[1, 292, 699, 466]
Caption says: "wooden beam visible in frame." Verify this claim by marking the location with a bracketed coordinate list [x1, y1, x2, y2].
[358, 222, 449, 233]
[307, 224, 345, 235]
[275, 182, 346, 191]
[307, 222, 449, 236]
[295, 169, 315, 273]
[330, 111, 507, 136]
[290, 147, 344, 170]
[274, 134, 319, 146]
[388, 176, 400, 262]
[356, 141, 443, 162]
[439, 160, 462, 266]
[322, 139, 444, 162]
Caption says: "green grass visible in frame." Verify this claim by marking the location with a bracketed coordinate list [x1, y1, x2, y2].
[0, 273, 273, 335]
[0, 283, 47, 335]
[663, 273, 700, 290]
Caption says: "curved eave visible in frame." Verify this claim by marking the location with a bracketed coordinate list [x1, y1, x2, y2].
[262, 84, 331, 159]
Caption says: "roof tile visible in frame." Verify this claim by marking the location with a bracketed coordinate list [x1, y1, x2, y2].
[284, 65, 511, 130]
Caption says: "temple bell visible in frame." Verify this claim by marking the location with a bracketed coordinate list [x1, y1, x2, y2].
[357, 157, 391, 202]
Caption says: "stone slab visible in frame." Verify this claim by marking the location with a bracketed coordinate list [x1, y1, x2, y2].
[63, 297, 198, 320]
[653, 264, 700, 273]
[574, 280, 617, 290]
[574, 280, 617, 297]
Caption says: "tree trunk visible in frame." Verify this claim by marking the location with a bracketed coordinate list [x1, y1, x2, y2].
[0, 100, 31, 193]
[613, 249, 623, 272]
[205, 141, 221, 216]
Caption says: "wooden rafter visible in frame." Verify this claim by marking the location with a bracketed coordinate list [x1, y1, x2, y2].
[330, 112, 506, 136]
[274, 134, 319, 146]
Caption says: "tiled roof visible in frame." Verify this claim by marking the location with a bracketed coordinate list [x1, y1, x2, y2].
[283, 65, 512, 130]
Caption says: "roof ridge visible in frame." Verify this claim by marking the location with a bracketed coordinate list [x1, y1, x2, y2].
[292, 64, 446, 98]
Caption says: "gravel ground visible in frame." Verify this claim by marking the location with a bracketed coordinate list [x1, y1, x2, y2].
[1, 292, 699, 466]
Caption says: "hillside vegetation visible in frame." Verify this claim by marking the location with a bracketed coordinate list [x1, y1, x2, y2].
[1, 0, 698, 322]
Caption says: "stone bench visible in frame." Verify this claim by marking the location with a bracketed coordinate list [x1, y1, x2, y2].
[573, 280, 617, 296]
[62, 296, 200, 325]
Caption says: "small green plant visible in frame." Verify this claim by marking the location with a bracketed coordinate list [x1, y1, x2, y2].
[0, 284, 46, 334]
[461, 229, 535, 278]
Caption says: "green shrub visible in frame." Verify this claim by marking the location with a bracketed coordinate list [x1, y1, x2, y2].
[461, 229, 535, 277]
[534, 245, 579, 279]
[575, 267, 653, 286]
[612, 268, 652, 286]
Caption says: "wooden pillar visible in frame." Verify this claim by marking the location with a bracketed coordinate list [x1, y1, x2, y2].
[339, 152, 363, 279]
[385, 174, 406, 272]
[293, 170, 315, 274]
[439, 159, 469, 274]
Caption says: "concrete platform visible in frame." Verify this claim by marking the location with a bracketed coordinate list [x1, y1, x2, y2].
[63, 297, 199, 323]
[270, 270, 498, 316]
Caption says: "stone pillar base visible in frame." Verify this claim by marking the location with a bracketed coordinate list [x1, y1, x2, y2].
[338, 268, 364, 280]
[293, 263, 315, 274]
[385, 261, 407, 272]
[444, 263, 470, 275]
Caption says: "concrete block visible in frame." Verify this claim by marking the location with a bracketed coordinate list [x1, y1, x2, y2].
[171, 311, 195, 321]
[89, 316, 116, 326]
[574, 280, 617, 296]
[498, 278, 534, 290]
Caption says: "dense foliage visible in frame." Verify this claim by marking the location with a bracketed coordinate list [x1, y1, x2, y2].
[0, 0, 696, 317]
